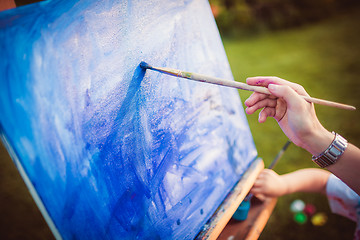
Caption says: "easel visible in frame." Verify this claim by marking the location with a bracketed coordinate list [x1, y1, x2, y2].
[196, 158, 277, 240]
[0, 2, 278, 239]
[0, 0, 15, 11]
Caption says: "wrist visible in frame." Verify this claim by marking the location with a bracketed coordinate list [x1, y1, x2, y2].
[279, 175, 290, 196]
[312, 132, 348, 168]
[300, 128, 334, 156]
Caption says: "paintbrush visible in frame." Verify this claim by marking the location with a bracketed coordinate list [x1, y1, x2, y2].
[140, 61, 356, 111]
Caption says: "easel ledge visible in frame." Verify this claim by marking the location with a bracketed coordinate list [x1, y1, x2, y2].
[218, 196, 277, 240]
[195, 158, 264, 240]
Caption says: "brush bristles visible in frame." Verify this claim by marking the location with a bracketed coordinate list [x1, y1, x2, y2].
[140, 61, 151, 69]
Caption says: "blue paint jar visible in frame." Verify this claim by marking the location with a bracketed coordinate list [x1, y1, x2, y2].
[232, 200, 251, 221]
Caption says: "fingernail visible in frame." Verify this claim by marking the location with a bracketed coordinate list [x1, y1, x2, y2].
[268, 84, 277, 92]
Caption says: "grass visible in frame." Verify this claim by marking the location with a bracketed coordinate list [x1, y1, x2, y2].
[222, 7, 360, 240]
[1, 6, 359, 240]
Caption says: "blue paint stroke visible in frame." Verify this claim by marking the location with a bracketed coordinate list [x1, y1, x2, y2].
[0, 0, 258, 239]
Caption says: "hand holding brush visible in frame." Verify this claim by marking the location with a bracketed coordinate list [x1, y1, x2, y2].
[245, 76, 360, 195]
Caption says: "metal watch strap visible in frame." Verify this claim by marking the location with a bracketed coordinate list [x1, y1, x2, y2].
[312, 131, 348, 168]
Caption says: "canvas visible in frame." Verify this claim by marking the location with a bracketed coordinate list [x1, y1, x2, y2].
[0, 0, 258, 239]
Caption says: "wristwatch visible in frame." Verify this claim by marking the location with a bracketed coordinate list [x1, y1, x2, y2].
[312, 131, 348, 168]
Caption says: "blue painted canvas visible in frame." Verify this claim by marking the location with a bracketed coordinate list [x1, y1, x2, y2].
[0, 0, 258, 239]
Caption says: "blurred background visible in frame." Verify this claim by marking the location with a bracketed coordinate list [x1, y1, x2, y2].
[209, 0, 360, 239]
[1, 0, 360, 239]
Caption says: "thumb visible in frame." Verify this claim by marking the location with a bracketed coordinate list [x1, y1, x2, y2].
[268, 84, 305, 109]
[255, 194, 266, 202]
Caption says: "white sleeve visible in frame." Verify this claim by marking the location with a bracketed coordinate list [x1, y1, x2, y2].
[326, 174, 360, 222]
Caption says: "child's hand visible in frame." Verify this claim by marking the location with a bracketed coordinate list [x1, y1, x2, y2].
[250, 169, 288, 200]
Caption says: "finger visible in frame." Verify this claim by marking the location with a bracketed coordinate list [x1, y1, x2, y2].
[253, 98, 277, 110]
[257, 171, 266, 179]
[244, 92, 268, 107]
[255, 194, 266, 202]
[262, 169, 276, 175]
[246, 76, 279, 87]
[246, 98, 277, 115]
[247, 76, 310, 97]
[255, 170, 270, 182]
[274, 98, 287, 121]
[268, 84, 308, 111]
[250, 187, 262, 195]
[252, 180, 262, 188]
[258, 107, 276, 123]
[245, 92, 277, 107]
[249, 188, 257, 195]
[252, 178, 265, 188]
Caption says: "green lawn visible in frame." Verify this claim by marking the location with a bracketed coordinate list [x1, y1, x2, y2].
[223, 7, 360, 240]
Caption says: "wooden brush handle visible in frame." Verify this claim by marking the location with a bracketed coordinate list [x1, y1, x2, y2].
[146, 64, 356, 111]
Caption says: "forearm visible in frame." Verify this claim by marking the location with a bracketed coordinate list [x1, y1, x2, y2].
[281, 169, 331, 195]
[327, 143, 360, 195]
[301, 128, 360, 195]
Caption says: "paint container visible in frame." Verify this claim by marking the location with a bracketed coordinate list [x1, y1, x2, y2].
[303, 203, 316, 217]
[290, 199, 305, 213]
[311, 212, 328, 226]
[232, 199, 250, 221]
[294, 212, 307, 225]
